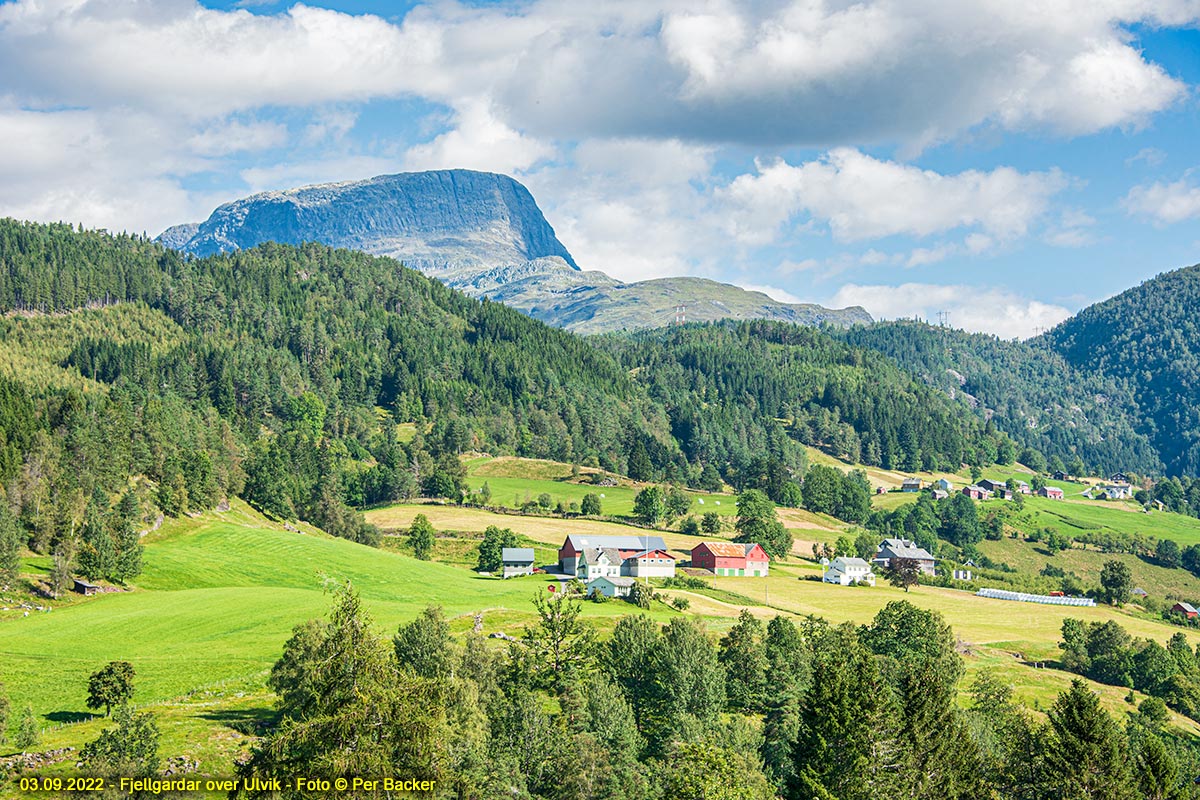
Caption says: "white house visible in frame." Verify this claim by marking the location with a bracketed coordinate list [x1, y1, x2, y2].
[576, 548, 623, 581]
[501, 548, 536, 579]
[558, 534, 667, 574]
[823, 556, 876, 586]
[624, 549, 677, 578]
[934, 478, 954, 493]
[587, 575, 635, 598]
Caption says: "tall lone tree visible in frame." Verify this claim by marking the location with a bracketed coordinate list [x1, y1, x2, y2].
[86, 661, 136, 717]
[408, 513, 435, 561]
[1100, 560, 1133, 606]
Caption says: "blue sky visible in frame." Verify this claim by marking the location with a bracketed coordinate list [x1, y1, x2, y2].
[1, 0, 1198, 337]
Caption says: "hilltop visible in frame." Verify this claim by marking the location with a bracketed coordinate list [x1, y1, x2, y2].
[158, 170, 870, 333]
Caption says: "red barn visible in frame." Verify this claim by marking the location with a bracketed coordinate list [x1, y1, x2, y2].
[1171, 602, 1198, 620]
[690, 542, 770, 576]
[1039, 486, 1065, 500]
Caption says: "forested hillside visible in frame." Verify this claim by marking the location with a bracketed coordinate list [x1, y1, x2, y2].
[840, 320, 1161, 476]
[0, 219, 1016, 567]
[602, 321, 1016, 484]
[1039, 264, 1200, 477]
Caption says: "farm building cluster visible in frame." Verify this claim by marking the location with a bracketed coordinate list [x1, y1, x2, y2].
[823, 538, 940, 587]
[900, 476, 1070, 502]
[549, 535, 771, 598]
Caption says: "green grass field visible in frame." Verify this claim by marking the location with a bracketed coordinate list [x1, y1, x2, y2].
[463, 456, 737, 517]
[7, 469, 1200, 770]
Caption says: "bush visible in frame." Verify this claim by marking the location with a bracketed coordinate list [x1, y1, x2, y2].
[671, 596, 690, 611]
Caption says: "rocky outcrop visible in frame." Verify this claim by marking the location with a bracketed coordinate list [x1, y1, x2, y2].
[164, 170, 577, 275]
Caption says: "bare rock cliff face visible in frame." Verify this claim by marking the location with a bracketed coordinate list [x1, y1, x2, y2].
[160, 169, 870, 332]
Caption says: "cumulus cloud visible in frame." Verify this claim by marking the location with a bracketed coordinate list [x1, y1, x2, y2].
[0, 0, 1192, 146]
[523, 138, 721, 282]
[403, 100, 555, 174]
[829, 283, 1073, 339]
[721, 149, 1066, 245]
[1123, 175, 1200, 225]
[737, 284, 806, 304]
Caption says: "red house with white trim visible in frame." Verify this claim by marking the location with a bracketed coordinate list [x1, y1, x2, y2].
[1039, 486, 1064, 500]
[690, 542, 770, 576]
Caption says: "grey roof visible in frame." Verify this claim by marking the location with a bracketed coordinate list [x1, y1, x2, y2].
[590, 575, 635, 587]
[564, 534, 667, 552]
[831, 556, 872, 569]
[876, 538, 937, 562]
[502, 548, 535, 563]
[580, 547, 623, 564]
[1176, 602, 1198, 613]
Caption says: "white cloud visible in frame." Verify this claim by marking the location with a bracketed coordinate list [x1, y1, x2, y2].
[906, 244, 958, 267]
[830, 282, 1072, 339]
[0, 0, 1192, 147]
[1123, 175, 1200, 225]
[737, 284, 806, 304]
[721, 149, 1066, 245]
[403, 100, 555, 175]
[523, 138, 720, 282]
[187, 119, 289, 156]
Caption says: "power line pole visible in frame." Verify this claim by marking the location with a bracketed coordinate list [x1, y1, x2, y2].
[674, 304, 686, 325]
[937, 310, 950, 328]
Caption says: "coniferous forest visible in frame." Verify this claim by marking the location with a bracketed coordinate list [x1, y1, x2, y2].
[0, 219, 1021, 565]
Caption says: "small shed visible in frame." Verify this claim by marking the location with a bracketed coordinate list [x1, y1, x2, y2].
[952, 569, 973, 581]
[1132, 587, 1149, 598]
[501, 548, 536, 579]
[73, 578, 100, 596]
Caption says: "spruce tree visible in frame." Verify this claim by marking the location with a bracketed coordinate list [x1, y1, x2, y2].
[1043, 680, 1133, 800]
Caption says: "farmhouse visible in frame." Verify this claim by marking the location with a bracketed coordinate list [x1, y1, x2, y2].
[1110, 472, 1131, 484]
[576, 548, 623, 580]
[977, 478, 1007, 493]
[558, 534, 667, 574]
[501, 548, 536, 579]
[1171, 602, 1198, 620]
[690, 542, 770, 577]
[1039, 486, 1064, 500]
[1052, 470, 1069, 481]
[625, 549, 677, 578]
[962, 485, 992, 500]
[934, 478, 954, 492]
[872, 538, 937, 576]
[1097, 484, 1134, 500]
[823, 557, 876, 586]
[901, 477, 922, 493]
[587, 575, 635, 599]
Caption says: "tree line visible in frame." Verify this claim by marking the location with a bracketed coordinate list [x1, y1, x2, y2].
[227, 584, 1200, 800]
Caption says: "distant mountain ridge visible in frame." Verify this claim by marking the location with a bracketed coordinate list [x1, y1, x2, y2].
[160, 169, 870, 332]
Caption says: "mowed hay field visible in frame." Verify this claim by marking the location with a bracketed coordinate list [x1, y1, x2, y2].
[7, 478, 1200, 769]
[463, 456, 738, 516]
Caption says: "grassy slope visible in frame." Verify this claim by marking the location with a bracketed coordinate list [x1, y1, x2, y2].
[0, 502, 676, 760]
[463, 455, 738, 517]
[8, 459, 1200, 766]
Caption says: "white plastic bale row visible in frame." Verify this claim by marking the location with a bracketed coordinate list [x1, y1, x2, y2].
[976, 587, 1096, 607]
